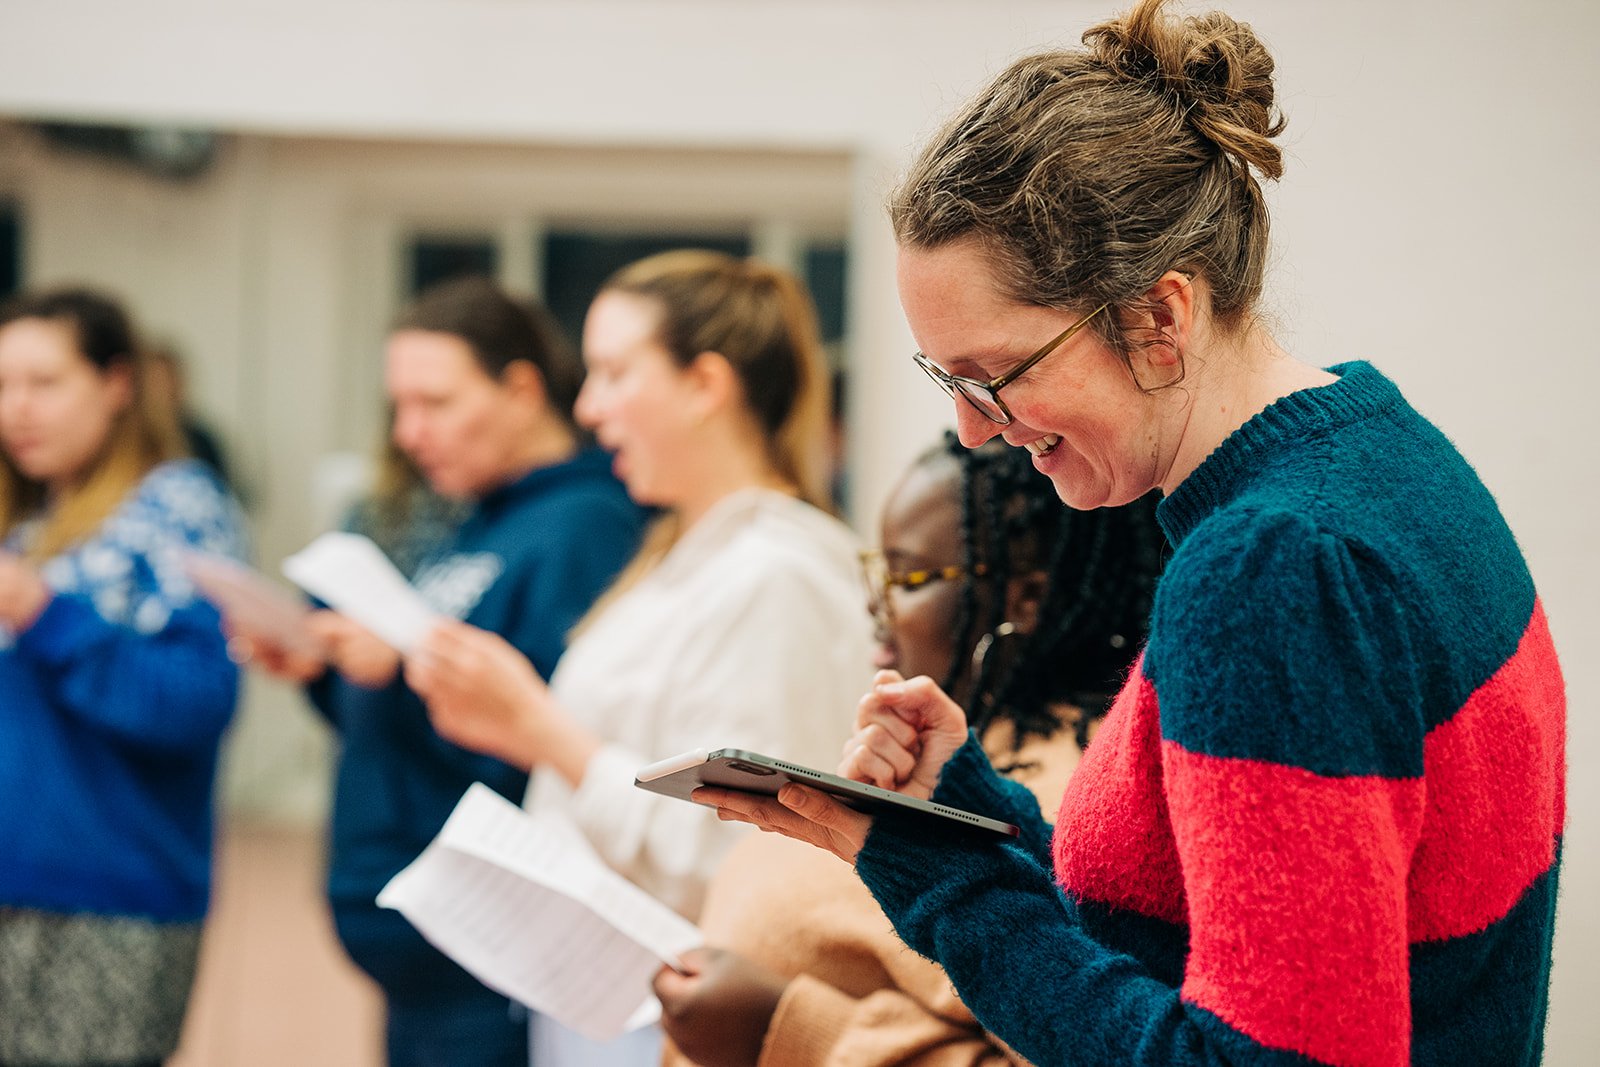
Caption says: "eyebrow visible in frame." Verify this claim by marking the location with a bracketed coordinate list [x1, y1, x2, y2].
[934, 347, 1024, 380]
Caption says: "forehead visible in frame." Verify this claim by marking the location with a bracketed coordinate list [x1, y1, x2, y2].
[896, 241, 1028, 363]
[0, 317, 86, 371]
[582, 291, 665, 364]
[882, 454, 964, 556]
[384, 329, 488, 393]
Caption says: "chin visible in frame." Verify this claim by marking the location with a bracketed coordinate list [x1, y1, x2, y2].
[1050, 476, 1125, 512]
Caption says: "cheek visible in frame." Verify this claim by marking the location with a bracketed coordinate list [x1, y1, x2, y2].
[892, 590, 963, 674]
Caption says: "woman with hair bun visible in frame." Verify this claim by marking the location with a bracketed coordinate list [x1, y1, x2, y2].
[406, 250, 874, 1066]
[702, 2, 1566, 1065]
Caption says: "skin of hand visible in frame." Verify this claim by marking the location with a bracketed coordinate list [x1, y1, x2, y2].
[222, 615, 328, 685]
[696, 670, 973, 865]
[306, 611, 401, 690]
[0, 550, 51, 632]
[653, 947, 789, 1067]
[405, 620, 602, 779]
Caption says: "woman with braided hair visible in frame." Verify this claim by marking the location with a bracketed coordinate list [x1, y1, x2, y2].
[695, 1, 1565, 1064]
[654, 436, 1163, 1067]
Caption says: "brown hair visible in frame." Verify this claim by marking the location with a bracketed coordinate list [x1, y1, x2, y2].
[0, 287, 187, 560]
[394, 276, 583, 431]
[889, 0, 1285, 364]
[601, 249, 832, 510]
[572, 250, 833, 629]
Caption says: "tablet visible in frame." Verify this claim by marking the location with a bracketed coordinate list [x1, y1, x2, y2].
[634, 748, 1020, 839]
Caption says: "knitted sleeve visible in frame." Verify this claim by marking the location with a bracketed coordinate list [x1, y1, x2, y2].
[15, 463, 246, 754]
[858, 508, 1431, 1067]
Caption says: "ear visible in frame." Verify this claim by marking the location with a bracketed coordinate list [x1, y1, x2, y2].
[1005, 568, 1050, 637]
[682, 350, 739, 420]
[1130, 270, 1196, 382]
[499, 359, 550, 410]
[105, 360, 136, 413]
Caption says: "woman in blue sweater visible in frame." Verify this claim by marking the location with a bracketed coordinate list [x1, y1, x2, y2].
[0, 287, 247, 1067]
[697, 2, 1566, 1065]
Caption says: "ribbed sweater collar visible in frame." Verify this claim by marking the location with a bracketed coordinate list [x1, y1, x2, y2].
[1156, 361, 1401, 546]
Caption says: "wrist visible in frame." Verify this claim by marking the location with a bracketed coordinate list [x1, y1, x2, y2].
[542, 712, 602, 787]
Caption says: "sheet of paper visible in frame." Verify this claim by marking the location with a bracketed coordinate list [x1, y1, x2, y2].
[183, 551, 324, 659]
[377, 784, 703, 1042]
[281, 531, 439, 653]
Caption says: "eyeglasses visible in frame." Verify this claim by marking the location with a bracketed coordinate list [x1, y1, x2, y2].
[912, 304, 1107, 426]
[859, 548, 986, 629]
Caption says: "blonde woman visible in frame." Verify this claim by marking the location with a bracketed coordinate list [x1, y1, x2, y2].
[0, 287, 246, 1067]
[407, 251, 875, 1066]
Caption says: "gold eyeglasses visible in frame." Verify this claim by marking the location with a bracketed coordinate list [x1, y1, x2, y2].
[859, 548, 987, 627]
[912, 304, 1107, 425]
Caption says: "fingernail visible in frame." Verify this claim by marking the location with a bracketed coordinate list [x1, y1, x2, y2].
[778, 784, 805, 808]
[875, 681, 906, 696]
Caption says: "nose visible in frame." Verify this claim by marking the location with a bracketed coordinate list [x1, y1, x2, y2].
[391, 405, 425, 454]
[953, 399, 1005, 449]
[573, 378, 600, 431]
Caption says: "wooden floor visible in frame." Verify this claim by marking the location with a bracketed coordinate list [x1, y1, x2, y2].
[171, 823, 385, 1067]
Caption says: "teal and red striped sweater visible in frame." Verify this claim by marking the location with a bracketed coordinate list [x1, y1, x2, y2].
[856, 361, 1565, 1066]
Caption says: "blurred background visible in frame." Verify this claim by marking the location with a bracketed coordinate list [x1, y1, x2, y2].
[1, 1, 1595, 1063]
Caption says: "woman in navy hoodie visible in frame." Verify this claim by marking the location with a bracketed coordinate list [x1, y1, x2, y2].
[0, 287, 247, 1067]
[234, 277, 645, 1067]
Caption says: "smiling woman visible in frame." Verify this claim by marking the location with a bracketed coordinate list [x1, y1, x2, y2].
[701, 2, 1569, 1065]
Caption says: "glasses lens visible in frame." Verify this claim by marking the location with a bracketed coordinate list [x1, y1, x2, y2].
[859, 551, 897, 631]
[954, 381, 1010, 425]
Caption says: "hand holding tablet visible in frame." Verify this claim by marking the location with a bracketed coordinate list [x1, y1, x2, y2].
[635, 748, 1019, 839]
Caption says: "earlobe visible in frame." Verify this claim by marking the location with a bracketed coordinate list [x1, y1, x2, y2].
[501, 360, 549, 408]
[686, 351, 737, 417]
[1132, 271, 1194, 385]
[107, 361, 136, 413]
[1007, 570, 1049, 637]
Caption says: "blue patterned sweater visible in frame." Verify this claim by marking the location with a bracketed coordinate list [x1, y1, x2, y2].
[0, 460, 248, 923]
[856, 362, 1565, 1066]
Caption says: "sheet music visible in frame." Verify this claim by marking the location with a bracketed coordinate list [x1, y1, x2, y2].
[281, 531, 440, 652]
[377, 784, 703, 1041]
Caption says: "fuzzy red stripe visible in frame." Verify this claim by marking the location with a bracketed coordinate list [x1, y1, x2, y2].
[1164, 744, 1425, 1067]
[1053, 668, 1187, 925]
[1408, 599, 1566, 943]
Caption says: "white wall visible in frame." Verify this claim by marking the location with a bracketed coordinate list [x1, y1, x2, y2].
[2, 1, 1596, 1060]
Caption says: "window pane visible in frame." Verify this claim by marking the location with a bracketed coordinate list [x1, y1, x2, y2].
[803, 241, 847, 346]
[409, 236, 498, 296]
[0, 202, 21, 299]
[541, 230, 751, 349]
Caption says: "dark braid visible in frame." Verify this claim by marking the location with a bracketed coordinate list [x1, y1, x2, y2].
[939, 433, 1166, 753]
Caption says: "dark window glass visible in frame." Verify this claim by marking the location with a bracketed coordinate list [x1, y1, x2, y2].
[409, 236, 498, 296]
[0, 202, 21, 299]
[541, 230, 751, 350]
[803, 241, 848, 346]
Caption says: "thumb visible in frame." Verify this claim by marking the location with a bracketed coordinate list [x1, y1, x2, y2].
[652, 963, 693, 1005]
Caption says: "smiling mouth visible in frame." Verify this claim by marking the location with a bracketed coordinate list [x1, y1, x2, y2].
[1023, 434, 1061, 458]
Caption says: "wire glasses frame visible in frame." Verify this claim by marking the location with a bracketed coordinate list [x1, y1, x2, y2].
[912, 304, 1108, 425]
[858, 548, 987, 629]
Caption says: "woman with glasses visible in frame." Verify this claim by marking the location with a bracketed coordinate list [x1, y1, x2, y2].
[404, 250, 873, 1066]
[654, 435, 1162, 1067]
[698, 2, 1566, 1065]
